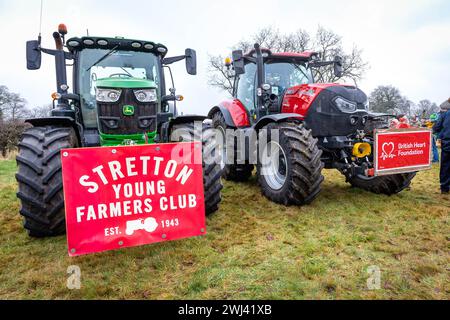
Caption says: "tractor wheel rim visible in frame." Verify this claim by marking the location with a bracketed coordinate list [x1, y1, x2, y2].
[261, 141, 287, 190]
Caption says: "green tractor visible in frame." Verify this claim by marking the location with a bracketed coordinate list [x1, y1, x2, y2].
[18, 24, 222, 237]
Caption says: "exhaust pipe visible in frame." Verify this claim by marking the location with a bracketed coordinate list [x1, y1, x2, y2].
[254, 43, 264, 89]
[53, 32, 63, 50]
[254, 43, 266, 119]
[51, 27, 70, 114]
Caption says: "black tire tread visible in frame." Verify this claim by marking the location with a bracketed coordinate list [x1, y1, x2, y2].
[257, 121, 324, 205]
[171, 122, 223, 215]
[346, 172, 416, 195]
[15, 126, 78, 237]
[211, 112, 254, 182]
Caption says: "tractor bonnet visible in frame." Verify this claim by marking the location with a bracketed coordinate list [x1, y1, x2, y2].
[96, 77, 157, 89]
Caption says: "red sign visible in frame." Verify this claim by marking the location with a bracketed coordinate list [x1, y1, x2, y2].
[374, 129, 432, 175]
[60, 142, 205, 256]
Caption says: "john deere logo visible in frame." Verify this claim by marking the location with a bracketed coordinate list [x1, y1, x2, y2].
[123, 105, 135, 116]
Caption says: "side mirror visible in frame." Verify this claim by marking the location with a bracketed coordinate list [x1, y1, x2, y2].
[232, 50, 245, 75]
[26, 40, 41, 70]
[334, 55, 343, 78]
[162, 94, 184, 104]
[185, 48, 197, 75]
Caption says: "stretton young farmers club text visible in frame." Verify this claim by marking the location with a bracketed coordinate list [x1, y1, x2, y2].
[75, 156, 197, 223]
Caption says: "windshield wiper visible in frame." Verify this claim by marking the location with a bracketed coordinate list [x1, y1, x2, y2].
[291, 63, 310, 81]
[86, 45, 119, 72]
[120, 67, 133, 77]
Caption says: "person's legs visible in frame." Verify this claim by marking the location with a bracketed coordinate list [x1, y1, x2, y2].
[440, 147, 450, 193]
[432, 136, 439, 163]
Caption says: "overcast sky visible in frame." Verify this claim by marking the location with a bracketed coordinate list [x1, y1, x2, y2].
[0, 0, 449, 115]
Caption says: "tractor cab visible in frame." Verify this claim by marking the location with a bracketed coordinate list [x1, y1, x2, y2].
[228, 45, 342, 125]
[232, 49, 315, 120]
[66, 38, 167, 145]
[69, 38, 166, 132]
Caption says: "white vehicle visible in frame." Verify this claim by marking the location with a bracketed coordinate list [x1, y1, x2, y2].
[125, 217, 158, 236]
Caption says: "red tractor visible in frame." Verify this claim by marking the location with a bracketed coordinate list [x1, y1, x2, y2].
[208, 43, 416, 205]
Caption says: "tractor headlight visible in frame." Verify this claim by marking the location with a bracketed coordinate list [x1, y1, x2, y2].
[96, 88, 122, 103]
[134, 89, 157, 103]
[333, 96, 357, 113]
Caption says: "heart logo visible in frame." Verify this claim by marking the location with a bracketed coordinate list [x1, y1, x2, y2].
[381, 142, 395, 160]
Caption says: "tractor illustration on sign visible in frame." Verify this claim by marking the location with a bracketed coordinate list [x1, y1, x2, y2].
[17, 24, 222, 237]
[125, 217, 158, 236]
[208, 43, 419, 205]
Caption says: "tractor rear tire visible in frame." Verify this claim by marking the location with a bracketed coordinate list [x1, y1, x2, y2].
[345, 172, 416, 195]
[257, 121, 324, 205]
[211, 112, 254, 182]
[15, 126, 78, 237]
[171, 122, 223, 215]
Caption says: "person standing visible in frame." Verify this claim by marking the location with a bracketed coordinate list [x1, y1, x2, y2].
[428, 113, 440, 163]
[434, 98, 450, 194]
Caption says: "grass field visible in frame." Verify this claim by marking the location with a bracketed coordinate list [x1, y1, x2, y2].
[0, 158, 448, 299]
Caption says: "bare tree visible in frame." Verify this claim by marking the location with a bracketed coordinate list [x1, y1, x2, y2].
[369, 85, 413, 116]
[416, 99, 439, 118]
[207, 54, 235, 95]
[0, 121, 29, 157]
[207, 26, 368, 94]
[398, 98, 415, 117]
[26, 103, 53, 118]
[8, 92, 27, 121]
[0, 85, 9, 123]
[369, 85, 441, 118]
[0, 85, 28, 121]
[0, 85, 32, 156]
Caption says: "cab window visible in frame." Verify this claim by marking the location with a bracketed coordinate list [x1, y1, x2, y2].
[78, 49, 160, 128]
[265, 62, 312, 95]
[236, 63, 256, 112]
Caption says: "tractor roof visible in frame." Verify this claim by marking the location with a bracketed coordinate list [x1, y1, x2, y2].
[244, 48, 318, 61]
[272, 52, 317, 59]
[66, 36, 168, 57]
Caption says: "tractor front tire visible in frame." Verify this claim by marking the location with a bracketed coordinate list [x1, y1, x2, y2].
[257, 121, 324, 205]
[16, 126, 78, 237]
[345, 172, 416, 195]
[171, 123, 223, 215]
[211, 112, 254, 182]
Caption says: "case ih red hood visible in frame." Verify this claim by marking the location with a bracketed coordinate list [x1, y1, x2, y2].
[281, 83, 355, 117]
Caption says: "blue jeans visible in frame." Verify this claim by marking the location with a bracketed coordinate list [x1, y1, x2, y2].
[432, 136, 439, 163]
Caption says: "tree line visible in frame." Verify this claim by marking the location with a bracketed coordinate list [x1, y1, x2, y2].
[368, 85, 440, 118]
[0, 85, 51, 157]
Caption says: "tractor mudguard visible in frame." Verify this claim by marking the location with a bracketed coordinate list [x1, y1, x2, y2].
[158, 115, 207, 143]
[25, 116, 82, 145]
[254, 113, 304, 131]
[170, 115, 207, 125]
[208, 105, 237, 128]
[208, 99, 252, 128]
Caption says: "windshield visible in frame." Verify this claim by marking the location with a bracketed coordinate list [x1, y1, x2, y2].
[265, 62, 313, 95]
[78, 49, 161, 128]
